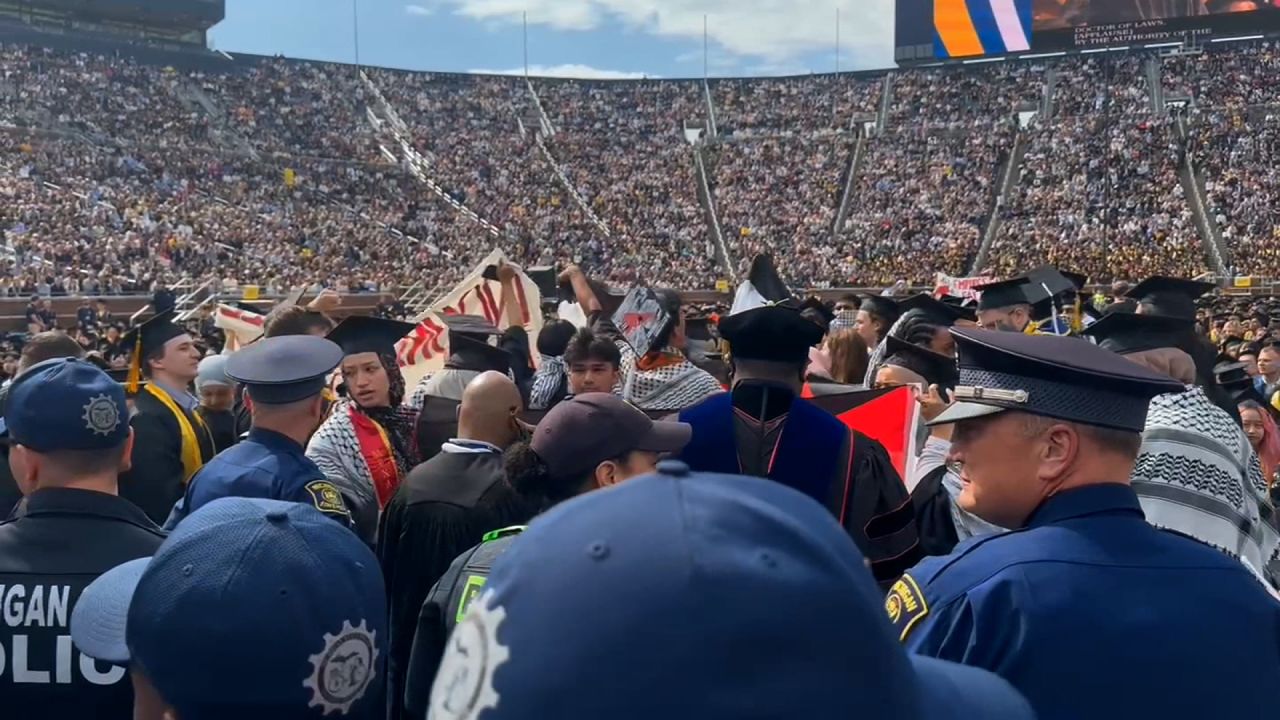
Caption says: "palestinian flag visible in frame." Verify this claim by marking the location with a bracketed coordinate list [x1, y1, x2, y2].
[730, 254, 792, 315]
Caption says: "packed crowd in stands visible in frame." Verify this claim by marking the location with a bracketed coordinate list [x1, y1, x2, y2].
[987, 116, 1204, 281]
[837, 122, 1012, 286]
[8, 38, 1280, 299]
[1192, 108, 1280, 277]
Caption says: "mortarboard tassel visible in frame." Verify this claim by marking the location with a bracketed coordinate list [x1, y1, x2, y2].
[1071, 296, 1084, 335]
[126, 333, 143, 395]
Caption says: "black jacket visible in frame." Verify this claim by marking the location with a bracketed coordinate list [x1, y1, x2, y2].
[119, 389, 217, 523]
[0, 488, 165, 718]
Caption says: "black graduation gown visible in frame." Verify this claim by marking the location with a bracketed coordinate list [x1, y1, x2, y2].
[909, 464, 962, 557]
[119, 390, 217, 524]
[198, 407, 240, 454]
[678, 382, 922, 587]
[376, 450, 533, 720]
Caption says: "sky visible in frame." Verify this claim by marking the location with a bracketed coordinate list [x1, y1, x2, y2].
[206, 0, 898, 79]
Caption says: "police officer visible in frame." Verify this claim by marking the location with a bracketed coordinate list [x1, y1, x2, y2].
[163, 335, 352, 529]
[889, 328, 1280, 720]
[401, 393, 692, 718]
[0, 358, 164, 717]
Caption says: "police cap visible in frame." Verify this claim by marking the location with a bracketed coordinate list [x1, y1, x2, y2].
[929, 328, 1184, 432]
[225, 335, 344, 405]
[6, 358, 130, 452]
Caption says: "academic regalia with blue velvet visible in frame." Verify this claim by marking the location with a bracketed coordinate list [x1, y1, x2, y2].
[680, 303, 920, 586]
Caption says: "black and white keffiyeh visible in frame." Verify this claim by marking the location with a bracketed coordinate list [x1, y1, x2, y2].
[616, 341, 722, 411]
[529, 355, 567, 410]
[1131, 385, 1280, 587]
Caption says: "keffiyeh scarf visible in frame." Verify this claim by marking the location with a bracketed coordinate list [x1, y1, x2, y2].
[1131, 385, 1280, 588]
[529, 355, 567, 410]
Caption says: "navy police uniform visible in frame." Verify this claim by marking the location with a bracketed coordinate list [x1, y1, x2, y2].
[890, 328, 1280, 720]
[0, 358, 166, 717]
[164, 336, 352, 529]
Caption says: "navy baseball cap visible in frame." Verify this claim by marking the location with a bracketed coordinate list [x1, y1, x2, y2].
[6, 357, 130, 452]
[71, 498, 386, 720]
[428, 462, 1033, 720]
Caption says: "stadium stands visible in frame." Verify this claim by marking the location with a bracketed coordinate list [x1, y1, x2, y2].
[4, 34, 1280, 301]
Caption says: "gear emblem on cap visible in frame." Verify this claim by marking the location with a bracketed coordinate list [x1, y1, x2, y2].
[82, 394, 121, 436]
[428, 590, 509, 720]
[303, 619, 378, 716]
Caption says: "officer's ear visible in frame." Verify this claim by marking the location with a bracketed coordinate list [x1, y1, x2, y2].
[9, 444, 35, 497]
[117, 428, 135, 475]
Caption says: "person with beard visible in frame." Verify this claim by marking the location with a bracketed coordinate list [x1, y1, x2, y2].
[308, 316, 421, 544]
[677, 302, 920, 587]
[974, 277, 1037, 333]
[118, 311, 216, 524]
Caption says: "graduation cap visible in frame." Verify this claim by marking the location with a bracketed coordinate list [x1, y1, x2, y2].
[1024, 266, 1081, 298]
[613, 288, 676, 357]
[1082, 312, 1196, 355]
[859, 295, 901, 325]
[719, 302, 823, 364]
[1215, 361, 1266, 405]
[1125, 277, 1215, 321]
[440, 314, 511, 373]
[974, 277, 1034, 311]
[882, 334, 959, 390]
[121, 310, 189, 393]
[898, 294, 975, 324]
[325, 316, 416, 357]
[799, 297, 835, 329]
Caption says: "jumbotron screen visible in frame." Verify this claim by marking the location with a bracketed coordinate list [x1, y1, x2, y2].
[895, 0, 1280, 62]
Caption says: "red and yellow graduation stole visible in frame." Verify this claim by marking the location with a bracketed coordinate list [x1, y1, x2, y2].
[348, 406, 401, 508]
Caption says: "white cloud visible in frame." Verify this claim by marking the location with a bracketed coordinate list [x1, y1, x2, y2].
[469, 63, 655, 79]
[443, 0, 896, 70]
[405, 4, 434, 16]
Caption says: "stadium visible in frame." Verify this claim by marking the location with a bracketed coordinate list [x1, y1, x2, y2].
[0, 0, 1275, 327]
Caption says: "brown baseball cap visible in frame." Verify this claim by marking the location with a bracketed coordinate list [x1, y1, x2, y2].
[531, 393, 693, 480]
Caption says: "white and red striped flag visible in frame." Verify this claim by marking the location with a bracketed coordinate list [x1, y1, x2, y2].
[213, 249, 544, 390]
[398, 249, 545, 388]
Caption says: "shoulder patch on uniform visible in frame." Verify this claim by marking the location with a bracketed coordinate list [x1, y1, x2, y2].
[456, 575, 487, 624]
[885, 574, 929, 642]
[481, 525, 526, 543]
[305, 480, 350, 517]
